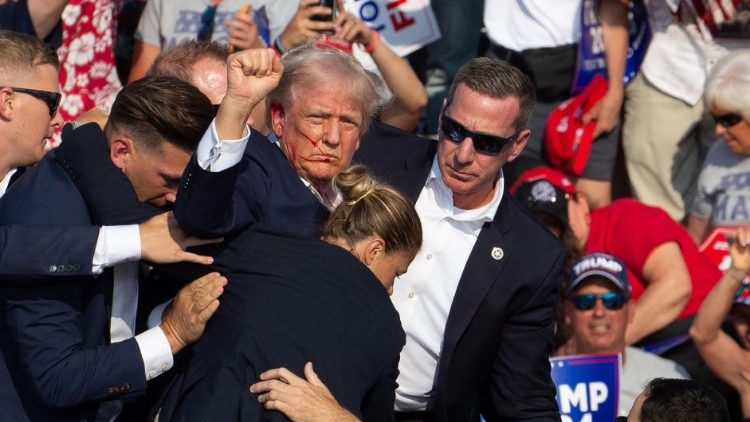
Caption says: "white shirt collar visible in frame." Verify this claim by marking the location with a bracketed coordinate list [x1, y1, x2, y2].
[426, 157, 504, 223]
[0, 168, 18, 198]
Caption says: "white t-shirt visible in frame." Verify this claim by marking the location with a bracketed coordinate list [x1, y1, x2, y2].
[640, 0, 744, 105]
[619, 346, 690, 416]
[484, 0, 582, 51]
[135, 0, 296, 49]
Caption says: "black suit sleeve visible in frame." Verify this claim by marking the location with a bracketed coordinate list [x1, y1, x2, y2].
[0, 225, 98, 278]
[360, 357, 398, 422]
[485, 251, 564, 421]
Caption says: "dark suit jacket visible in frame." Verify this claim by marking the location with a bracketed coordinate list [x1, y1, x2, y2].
[0, 124, 152, 421]
[174, 129, 329, 239]
[155, 226, 405, 422]
[355, 122, 565, 422]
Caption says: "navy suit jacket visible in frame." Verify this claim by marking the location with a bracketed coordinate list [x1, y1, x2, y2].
[174, 129, 329, 239]
[155, 226, 405, 422]
[355, 122, 565, 422]
[0, 125, 152, 421]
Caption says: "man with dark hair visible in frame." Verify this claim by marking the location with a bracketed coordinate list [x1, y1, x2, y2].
[0, 75, 226, 421]
[623, 378, 729, 422]
[0, 30, 213, 280]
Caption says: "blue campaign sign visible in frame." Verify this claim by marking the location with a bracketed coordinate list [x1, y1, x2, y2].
[551, 354, 621, 422]
[572, 0, 651, 93]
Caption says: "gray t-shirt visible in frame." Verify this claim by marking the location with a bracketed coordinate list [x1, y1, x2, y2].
[135, 0, 296, 49]
[619, 346, 690, 416]
[691, 141, 750, 227]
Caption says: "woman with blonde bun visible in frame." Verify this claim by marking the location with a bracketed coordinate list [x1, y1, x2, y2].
[156, 164, 421, 422]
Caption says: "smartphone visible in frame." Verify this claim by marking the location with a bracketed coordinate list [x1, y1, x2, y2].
[311, 0, 336, 34]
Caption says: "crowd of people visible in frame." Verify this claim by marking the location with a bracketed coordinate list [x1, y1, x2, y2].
[0, 0, 749, 421]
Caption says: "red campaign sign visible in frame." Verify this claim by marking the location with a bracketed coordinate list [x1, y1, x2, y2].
[700, 226, 750, 283]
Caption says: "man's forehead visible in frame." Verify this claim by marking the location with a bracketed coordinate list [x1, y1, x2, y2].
[574, 276, 623, 293]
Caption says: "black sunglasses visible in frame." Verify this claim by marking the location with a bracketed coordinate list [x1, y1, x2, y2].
[568, 292, 628, 311]
[8, 87, 61, 117]
[197, 2, 219, 42]
[440, 113, 518, 155]
[615, 417, 628, 422]
[713, 113, 743, 128]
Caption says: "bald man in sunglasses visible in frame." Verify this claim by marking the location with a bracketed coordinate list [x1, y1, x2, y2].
[562, 253, 689, 417]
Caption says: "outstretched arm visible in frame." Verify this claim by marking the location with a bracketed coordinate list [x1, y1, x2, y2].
[691, 227, 750, 395]
[625, 241, 692, 344]
[174, 48, 283, 237]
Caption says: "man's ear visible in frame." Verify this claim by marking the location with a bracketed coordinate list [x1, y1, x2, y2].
[0, 88, 15, 120]
[362, 237, 386, 267]
[506, 128, 530, 163]
[110, 136, 134, 171]
[270, 102, 285, 138]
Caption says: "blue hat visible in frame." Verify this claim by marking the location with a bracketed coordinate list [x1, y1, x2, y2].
[568, 252, 630, 294]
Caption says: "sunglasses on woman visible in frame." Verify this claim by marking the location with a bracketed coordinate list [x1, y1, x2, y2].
[6, 87, 61, 117]
[440, 113, 519, 155]
[712, 113, 743, 128]
[568, 292, 629, 311]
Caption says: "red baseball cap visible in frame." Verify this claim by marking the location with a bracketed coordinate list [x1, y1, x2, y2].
[544, 73, 608, 176]
[509, 166, 576, 195]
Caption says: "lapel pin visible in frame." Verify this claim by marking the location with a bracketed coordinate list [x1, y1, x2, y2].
[491, 247, 504, 261]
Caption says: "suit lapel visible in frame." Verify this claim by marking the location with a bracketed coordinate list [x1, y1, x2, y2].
[8, 167, 25, 186]
[438, 195, 515, 373]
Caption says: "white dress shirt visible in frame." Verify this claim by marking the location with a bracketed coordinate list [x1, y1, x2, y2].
[0, 168, 17, 197]
[391, 158, 504, 411]
[196, 120, 342, 209]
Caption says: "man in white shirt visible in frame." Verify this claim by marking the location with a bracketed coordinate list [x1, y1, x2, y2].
[561, 253, 689, 417]
[248, 56, 567, 421]
[0, 74, 226, 421]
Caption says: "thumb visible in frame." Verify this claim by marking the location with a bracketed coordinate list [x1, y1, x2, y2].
[581, 103, 600, 125]
[304, 361, 324, 386]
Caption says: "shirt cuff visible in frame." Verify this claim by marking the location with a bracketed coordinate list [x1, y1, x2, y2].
[147, 299, 173, 329]
[91, 225, 141, 274]
[196, 119, 251, 172]
[135, 326, 174, 381]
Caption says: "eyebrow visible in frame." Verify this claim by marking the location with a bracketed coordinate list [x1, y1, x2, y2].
[160, 172, 182, 184]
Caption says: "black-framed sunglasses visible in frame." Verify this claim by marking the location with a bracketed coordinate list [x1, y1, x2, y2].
[713, 113, 743, 128]
[568, 292, 629, 311]
[615, 417, 628, 422]
[197, 2, 220, 42]
[440, 113, 519, 155]
[6, 87, 61, 117]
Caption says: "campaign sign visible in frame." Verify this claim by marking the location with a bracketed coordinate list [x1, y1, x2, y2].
[700, 226, 750, 281]
[551, 354, 620, 422]
[572, 0, 651, 93]
[343, 0, 441, 57]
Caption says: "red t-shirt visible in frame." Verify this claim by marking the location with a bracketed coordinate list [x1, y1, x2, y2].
[585, 199, 721, 317]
